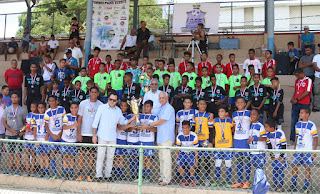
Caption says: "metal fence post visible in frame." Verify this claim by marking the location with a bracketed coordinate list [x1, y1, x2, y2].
[138, 146, 144, 194]
[4, 14, 7, 40]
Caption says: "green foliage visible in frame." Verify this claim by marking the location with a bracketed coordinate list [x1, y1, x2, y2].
[17, 0, 167, 37]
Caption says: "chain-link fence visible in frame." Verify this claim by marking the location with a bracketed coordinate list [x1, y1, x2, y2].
[0, 139, 320, 193]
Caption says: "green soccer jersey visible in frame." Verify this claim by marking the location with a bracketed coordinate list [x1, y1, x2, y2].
[182, 72, 198, 90]
[169, 72, 181, 89]
[228, 74, 242, 97]
[72, 76, 91, 93]
[201, 76, 211, 89]
[94, 72, 110, 97]
[154, 69, 169, 86]
[110, 69, 125, 91]
[215, 73, 229, 90]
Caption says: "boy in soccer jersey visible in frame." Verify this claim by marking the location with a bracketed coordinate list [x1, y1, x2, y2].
[117, 53, 128, 70]
[140, 67, 153, 97]
[71, 81, 86, 103]
[201, 66, 211, 89]
[262, 50, 276, 78]
[193, 99, 214, 185]
[52, 58, 73, 90]
[72, 67, 91, 93]
[176, 120, 199, 187]
[110, 59, 126, 100]
[141, 56, 149, 73]
[231, 97, 252, 189]
[94, 63, 110, 103]
[269, 77, 284, 130]
[34, 101, 50, 178]
[212, 106, 234, 187]
[85, 80, 95, 99]
[168, 61, 181, 89]
[61, 102, 79, 180]
[262, 67, 275, 117]
[245, 65, 255, 87]
[249, 74, 266, 123]
[215, 63, 229, 90]
[225, 53, 238, 78]
[265, 119, 287, 192]
[159, 74, 175, 104]
[247, 109, 267, 183]
[198, 52, 212, 77]
[182, 62, 197, 90]
[192, 77, 205, 108]
[204, 74, 228, 118]
[50, 79, 61, 101]
[126, 57, 142, 84]
[21, 102, 37, 176]
[175, 97, 198, 137]
[87, 47, 103, 79]
[235, 76, 252, 109]
[243, 49, 261, 76]
[229, 64, 242, 113]
[178, 51, 192, 75]
[59, 78, 72, 113]
[23, 102, 38, 176]
[104, 55, 114, 74]
[291, 108, 318, 192]
[136, 100, 158, 182]
[213, 54, 227, 74]
[122, 72, 141, 100]
[154, 59, 169, 87]
[44, 95, 66, 180]
[173, 75, 193, 112]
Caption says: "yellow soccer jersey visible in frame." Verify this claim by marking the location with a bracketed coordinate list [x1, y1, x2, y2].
[193, 112, 213, 141]
[213, 117, 234, 148]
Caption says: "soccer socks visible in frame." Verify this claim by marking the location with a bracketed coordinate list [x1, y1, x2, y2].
[304, 179, 310, 188]
[50, 159, 57, 175]
[226, 167, 232, 182]
[63, 168, 68, 174]
[215, 167, 221, 182]
[69, 168, 74, 174]
[273, 168, 279, 186]
[145, 169, 151, 180]
[129, 158, 139, 177]
[292, 176, 298, 187]
[278, 167, 284, 186]
[245, 160, 251, 182]
[236, 161, 244, 183]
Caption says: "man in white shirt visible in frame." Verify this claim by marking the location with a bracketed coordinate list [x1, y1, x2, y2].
[47, 35, 59, 59]
[143, 79, 161, 114]
[312, 54, 320, 112]
[92, 91, 136, 181]
[243, 49, 261, 76]
[64, 39, 83, 69]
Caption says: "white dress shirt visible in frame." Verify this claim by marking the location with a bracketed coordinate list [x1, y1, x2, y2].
[143, 89, 162, 114]
[92, 103, 128, 141]
[64, 47, 83, 66]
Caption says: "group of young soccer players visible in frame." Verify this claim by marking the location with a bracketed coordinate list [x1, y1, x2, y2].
[1, 47, 318, 192]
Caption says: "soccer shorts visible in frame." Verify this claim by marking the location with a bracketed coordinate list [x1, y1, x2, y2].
[116, 90, 123, 101]
[229, 97, 236, 106]
[198, 139, 212, 157]
[177, 152, 196, 167]
[60, 140, 77, 155]
[139, 141, 154, 157]
[251, 153, 266, 168]
[127, 142, 139, 156]
[272, 159, 288, 169]
[265, 104, 269, 110]
[24, 140, 36, 150]
[44, 80, 52, 84]
[234, 139, 250, 157]
[36, 144, 50, 155]
[292, 153, 313, 166]
[48, 137, 61, 151]
[6, 136, 23, 154]
[214, 151, 233, 160]
[115, 139, 127, 156]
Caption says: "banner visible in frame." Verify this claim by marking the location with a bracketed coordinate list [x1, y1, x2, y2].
[91, 0, 129, 50]
[172, 3, 220, 34]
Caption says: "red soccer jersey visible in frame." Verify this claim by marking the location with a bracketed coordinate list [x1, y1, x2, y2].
[5, 69, 24, 89]
[263, 59, 277, 78]
[120, 62, 128, 70]
[105, 64, 115, 74]
[212, 64, 227, 75]
[88, 57, 103, 77]
[197, 61, 212, 77]
[178, 61, 195, 75]
[225, 62, 238, 78]
[294, 77, 312, 105]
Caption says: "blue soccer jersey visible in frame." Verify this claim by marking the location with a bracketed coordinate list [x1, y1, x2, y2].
[176, 109, 198, 134]
[176, 131, 199, 153]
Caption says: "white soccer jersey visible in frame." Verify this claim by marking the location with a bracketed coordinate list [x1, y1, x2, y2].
[116, 113, 129, 141]
[243, 58, 261, 76]
[24, 112, 36, 140]
[232, 110, 251, 140]
[295, 120, 318, 151]
[248, 122, 267, 154]
[139, 114, 158, 142]
[267, 129, 287, 159]
[176, 109, 198, 134]
[35, 113, 47, 142]
[62, 113, 78, 143]
[44, 106, 66, 135]
[126, 114, 139, 143]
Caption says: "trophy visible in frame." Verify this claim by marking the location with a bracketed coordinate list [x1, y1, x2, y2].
[142, 77, 151, 93]
[200, 139, 209, 147]
[20, 118, 37, 132]
[127, 97, 142, 127]
[139, 73, 146, 82]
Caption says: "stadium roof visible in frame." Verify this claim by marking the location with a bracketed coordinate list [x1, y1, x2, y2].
[0, 0, 25, 3]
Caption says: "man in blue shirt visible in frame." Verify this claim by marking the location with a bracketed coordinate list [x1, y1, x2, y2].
[65, 49, 79, 77]
[288, 42, 300, 75]
[5, 37, 20, 61]
[301, 26, 315, 55]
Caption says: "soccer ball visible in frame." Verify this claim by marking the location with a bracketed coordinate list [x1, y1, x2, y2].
[8, 47, 15, 53]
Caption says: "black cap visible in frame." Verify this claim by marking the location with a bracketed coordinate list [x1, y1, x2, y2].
[65, 49, 72, 55]
[130, 56, 138, 61]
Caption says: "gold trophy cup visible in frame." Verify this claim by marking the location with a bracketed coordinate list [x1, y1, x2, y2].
[127, 98, 142, 127]
[20, 118, 37, 132]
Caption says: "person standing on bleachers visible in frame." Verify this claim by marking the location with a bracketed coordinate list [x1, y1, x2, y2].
[64, 39, 83, 70]
[135, 21, 150, 58]
[301, 26, 315, 55]
[5, 59, 24, 106]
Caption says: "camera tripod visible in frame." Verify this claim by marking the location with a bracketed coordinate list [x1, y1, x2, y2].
[185, 36, 202, 63]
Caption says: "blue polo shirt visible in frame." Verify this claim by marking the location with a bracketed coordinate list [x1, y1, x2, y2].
[157, 102, 175, 144]
[301, 33, 315, 44]
[66, 57, 79, 76]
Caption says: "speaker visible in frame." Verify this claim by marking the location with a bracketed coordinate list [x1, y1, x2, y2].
[275, 52, 290, 75]
[21, 59, 30, 75]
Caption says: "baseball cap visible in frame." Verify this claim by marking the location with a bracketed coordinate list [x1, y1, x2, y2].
[65, 49, 72, 55]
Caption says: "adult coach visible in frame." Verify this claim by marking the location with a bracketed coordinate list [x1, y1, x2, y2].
[92, 91, 136, 181]
[135, 21, 150, 58]
[290, 68, 312, 143]
[5, 59, 24, 106]
[143, 79, 161, 114]
[141, 92, 175, 186]
[77, 86, 103, 182]
[313, 52, 320, 112]
[64, 39, 83, 69]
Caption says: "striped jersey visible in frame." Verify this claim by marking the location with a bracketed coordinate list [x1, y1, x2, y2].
[62, 113, 78, 143]
[176, 131, 199, 153]
[176, 109, 198, 134]
[44, 106, 66, 135]
[139, 113, 158, 142]
[248, 122, 267, 154]
[295, 120, 318, 150]
[34, 113, 47, 142]
[267, 129, 287, 159]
